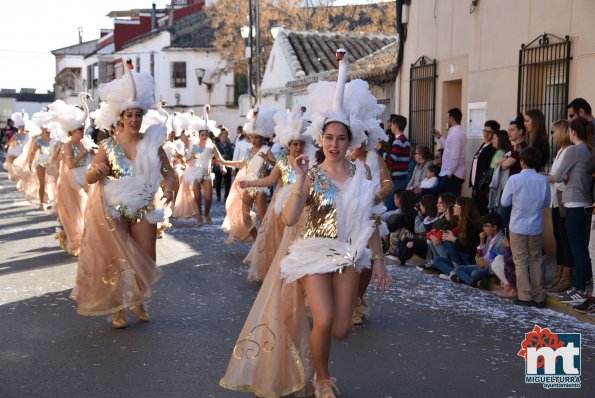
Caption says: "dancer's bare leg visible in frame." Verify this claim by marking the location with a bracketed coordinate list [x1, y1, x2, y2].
[300, 273, 334, 381]
[254, 192, 268, 224]
[193, 180, 202, 225]
[202, 179, 213, 222]
[331, 267, 359, 339]
[36, 165, 46, 209]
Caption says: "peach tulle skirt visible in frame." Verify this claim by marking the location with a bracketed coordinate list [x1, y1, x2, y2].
[243, 191, 285, 282]
[221, 173, 256, 244]
[55, 162, 87, 256]
[220, 216, 314, 397]
[70, 183, 163, 316]
[11, 140, 58, 205]
[172, 178, 199, 218]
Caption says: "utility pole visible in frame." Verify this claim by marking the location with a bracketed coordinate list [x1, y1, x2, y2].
[254, 0, 260, 103]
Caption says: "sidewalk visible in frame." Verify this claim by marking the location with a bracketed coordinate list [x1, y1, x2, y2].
[389, 254, 595, 325]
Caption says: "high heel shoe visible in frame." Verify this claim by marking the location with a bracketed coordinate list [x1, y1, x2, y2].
[313, 374, 340, 398]
[111, 311, 128, 329]
[132, 305, 150, 322]
[196, 214, 203, 227]
[205, 215, 212, 225]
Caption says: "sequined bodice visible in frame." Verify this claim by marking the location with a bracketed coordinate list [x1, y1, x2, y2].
[15, 134, 27, 145]
[277, 155, 296, 186]
[102, 137, 136, 180]
[37, 138, 52, 155]
[301, 162, 356, 240]
[245, 147, 269, 178]
[72, 145, 88, 168]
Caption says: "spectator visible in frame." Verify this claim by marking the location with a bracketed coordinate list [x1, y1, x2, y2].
[214, 127, 235, 202]
[541, 120, 574, 293]
[434, 148, 443, 169]
[396, 194, 438, 264]
[384, 114, 411, 210]
[552, 117, 594, 305]
[432, 197, 482, 278]
[492, 117, 528, 229]
[580, 152, 595, 314]
[492, 234, 517, 299]
[432, 108, 467, 195]
[232, 125, 251, 161]
[567, 98, 595, 131]
[420, 164, 440, 190]
[524, 109, 550, 170]
[2, 119, 17, 149]
[386, 190, 418, 259]
[501, 146, 550, 307]
[453, 212, 505, 286]
[490, 130, 512, 169]
[416, 192, 457, 271]
[406, 145, 433, 193]
[470, 120, 498, 214]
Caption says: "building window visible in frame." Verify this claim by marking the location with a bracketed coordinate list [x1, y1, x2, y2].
[150, 53, 155, 77]
[517, 33, 571, 161]
[171, 62, 186, 88]
[225, 84, 235, 106]
[409, 56, 437, 151]
[136, 57, 140, 73]
[87, 65, 94, 90]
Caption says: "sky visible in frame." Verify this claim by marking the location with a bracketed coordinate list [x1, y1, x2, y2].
[0, 0, 391, 93]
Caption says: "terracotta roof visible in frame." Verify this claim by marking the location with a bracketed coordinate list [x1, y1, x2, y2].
[285, 35, 398, 87]
[51, 39, 99, 56]
[282, 30, 395, 77]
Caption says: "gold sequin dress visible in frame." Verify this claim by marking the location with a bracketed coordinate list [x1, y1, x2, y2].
[244, 155, 296, 282]
[71, 129, 165, 316]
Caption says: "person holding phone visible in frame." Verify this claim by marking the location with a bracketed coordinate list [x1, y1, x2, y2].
[432, 108, 467, 195]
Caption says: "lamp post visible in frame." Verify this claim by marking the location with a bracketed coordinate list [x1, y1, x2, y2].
[240, 24, 254, 104]
[195, 67, 212, 104]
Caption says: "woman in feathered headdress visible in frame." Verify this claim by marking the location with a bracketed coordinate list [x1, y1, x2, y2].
[240, 105, 315, 282]
[23, 110, 59, 210]
[52, 96, 93, 256]
[70, 59, 176, 329]
[177, 105, 224, 226]
[218, 105, 277, 244]
[221, 49, 389, 398]
[3, 111, 28, 179]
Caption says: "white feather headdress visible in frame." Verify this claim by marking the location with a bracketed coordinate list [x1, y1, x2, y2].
[273, 106, 311, 148]
[244, 106, 276, 139]
[305, 49, 384, 150]
[48, 100, 86, 133]
[11, 111, 27, 127]
[96, 58, 154, 126]
[172, 112, 191, 137]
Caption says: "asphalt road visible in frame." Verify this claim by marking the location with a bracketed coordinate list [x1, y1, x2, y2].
[0, 157, 593, 398]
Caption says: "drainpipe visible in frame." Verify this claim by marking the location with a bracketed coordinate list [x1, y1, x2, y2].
[151, 3, 157, 31]
[394, 0, 409, 113]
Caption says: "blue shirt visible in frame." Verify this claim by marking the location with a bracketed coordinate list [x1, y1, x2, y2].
[500, 168, 550, 235]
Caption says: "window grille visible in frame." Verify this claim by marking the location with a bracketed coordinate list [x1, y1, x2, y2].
[409, 56, 437, 151]
[517, 33, 571, 161]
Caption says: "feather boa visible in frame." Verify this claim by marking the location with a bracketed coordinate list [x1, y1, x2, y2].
[280, 160, 377, 283]
[366, 151, 389, 236]
[238, 145, 270, 195]
[103, 125, 166, 224]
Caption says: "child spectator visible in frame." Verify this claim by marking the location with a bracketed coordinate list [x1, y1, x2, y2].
[420, 164, 440, 190]
[492, 234, 517, 299]
[395, 194, 438, 264]
[453, 212, 505, 286]
[500, 146, 550, 307]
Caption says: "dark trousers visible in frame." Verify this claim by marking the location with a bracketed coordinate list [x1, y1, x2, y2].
[552, 207, 573, 268]
[565, 207, 591, 291]
[398, 237, 428, 263]
[443, 175, 464, 196]
[214, 167, 232, 200]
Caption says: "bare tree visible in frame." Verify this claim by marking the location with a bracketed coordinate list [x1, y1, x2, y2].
[206, 0, 397, 76]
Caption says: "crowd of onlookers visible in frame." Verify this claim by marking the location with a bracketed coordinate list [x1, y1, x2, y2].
[377, 98, 595, 315]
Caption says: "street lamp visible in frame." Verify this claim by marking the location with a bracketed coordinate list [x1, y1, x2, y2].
[240, 23, 254, 103]
[194, 68, 212, 91]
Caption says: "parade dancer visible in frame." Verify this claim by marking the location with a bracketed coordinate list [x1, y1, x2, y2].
[181, 105, 223, 226]
[241, 105, 314, 282]
[3, 112, 28, 180]
[53, 98, 93, 256]
[25, 115, 58, 210]
[70, 61, 176, 329]
[349, 115, 393, 325]
[219, 106, 277, 244]
[220, 49, 389, 398]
